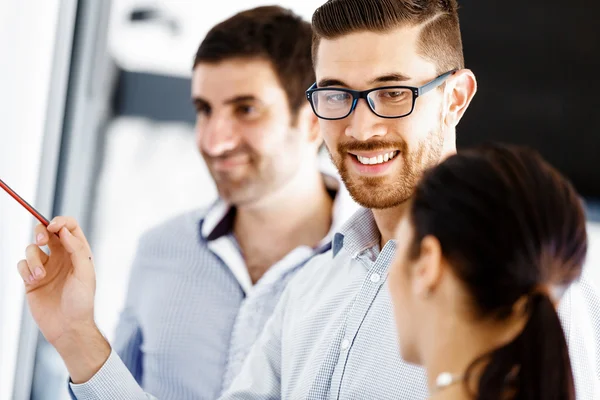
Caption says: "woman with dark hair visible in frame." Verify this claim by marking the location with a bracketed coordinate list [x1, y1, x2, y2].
[389, 144, 587, 399]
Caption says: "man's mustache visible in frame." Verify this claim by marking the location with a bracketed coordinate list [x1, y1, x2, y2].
[338, 140, 407, 153]
[202, 148, 253, 162]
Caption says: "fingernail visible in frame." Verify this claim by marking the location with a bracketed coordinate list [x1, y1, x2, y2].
[28, 274, 35, 284]
[36, 233, 44, 244]
[34, 267, 44, 278]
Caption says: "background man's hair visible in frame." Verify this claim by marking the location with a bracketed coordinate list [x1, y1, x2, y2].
[312, 0, 464, 74]
[194, 6, 314, 120]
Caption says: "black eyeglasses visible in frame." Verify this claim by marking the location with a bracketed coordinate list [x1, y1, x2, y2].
[306, 70, 457, 120]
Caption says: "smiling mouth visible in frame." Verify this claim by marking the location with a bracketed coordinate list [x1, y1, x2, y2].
[350, 151, 399, 165]
[210, 155, 250, 171]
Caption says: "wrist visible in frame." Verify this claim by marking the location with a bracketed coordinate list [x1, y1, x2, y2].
[53, 323, 111, 384]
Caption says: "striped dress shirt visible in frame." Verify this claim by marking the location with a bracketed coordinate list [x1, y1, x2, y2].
[71, 208, 600, 399]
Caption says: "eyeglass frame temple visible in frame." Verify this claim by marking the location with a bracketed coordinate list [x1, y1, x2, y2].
[417, 69, 457, 96]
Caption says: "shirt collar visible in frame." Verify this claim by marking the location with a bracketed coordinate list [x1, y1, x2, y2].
[201, 200, 236, 241]
[332, 207, 381, 258]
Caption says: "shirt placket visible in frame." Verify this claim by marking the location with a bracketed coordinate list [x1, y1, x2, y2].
[223, 246, 315, 392]
[327, 246, 392, 400]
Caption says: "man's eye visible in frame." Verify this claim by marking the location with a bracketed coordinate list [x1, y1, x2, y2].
[377, 90, 409, 101]
[196, 104, 211, 116]
[236, 105, 259, 117]
[326, 93, 350, 103]
[238, 105, 255, 114]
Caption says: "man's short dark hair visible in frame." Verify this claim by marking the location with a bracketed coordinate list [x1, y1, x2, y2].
[312, 0, 464, 74]
[194, 6, 314, 120]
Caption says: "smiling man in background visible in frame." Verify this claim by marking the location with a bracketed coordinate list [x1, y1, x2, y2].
[64, 6, 350, 400]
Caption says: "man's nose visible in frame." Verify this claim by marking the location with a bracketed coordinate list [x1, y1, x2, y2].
[197, 116, 239, 157]
[344, 99, 388, 141]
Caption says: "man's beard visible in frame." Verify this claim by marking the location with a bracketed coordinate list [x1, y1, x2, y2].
[331, 128, 445, 210]
[203, 147, 269, 205]
[203, 142, 295, 206]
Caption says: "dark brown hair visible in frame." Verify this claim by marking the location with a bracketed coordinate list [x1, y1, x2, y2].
[410, 144, 586, 399]
[194, 6, 314, 119]
[312, 0, 464, 74]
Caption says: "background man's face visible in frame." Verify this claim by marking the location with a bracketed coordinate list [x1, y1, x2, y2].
[314, 26, 448, 209]
[192, 58, 306, 205]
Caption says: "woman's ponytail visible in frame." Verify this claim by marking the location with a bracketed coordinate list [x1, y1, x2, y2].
[466, 292, 575, 400]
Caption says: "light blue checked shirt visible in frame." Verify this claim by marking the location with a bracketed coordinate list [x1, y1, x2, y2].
[71, 208, 600, 399]
[68, 177, 352, 400]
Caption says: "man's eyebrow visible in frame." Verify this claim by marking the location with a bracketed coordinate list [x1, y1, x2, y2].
[369, 73, 412, 84]
[223, 95, 259, 105]
[192, 95, 261, 107]
[317, 78, 348, 88]
[192, 97, 209, 107]
[317, 73, 412, 88]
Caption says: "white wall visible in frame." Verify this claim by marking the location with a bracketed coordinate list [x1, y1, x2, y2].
[0, 0, 62, 398]
[108, 0, 326, 77]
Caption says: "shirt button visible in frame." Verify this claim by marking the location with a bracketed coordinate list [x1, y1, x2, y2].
[341, 339, 350, 350]
[370, 273, 381, 283]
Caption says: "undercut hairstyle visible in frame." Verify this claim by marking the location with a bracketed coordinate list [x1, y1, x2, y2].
[312, 0, 464, 74]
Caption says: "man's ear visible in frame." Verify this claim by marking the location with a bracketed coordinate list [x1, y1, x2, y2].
[296, 103, 322, 149]
[443, 69, 477, 128]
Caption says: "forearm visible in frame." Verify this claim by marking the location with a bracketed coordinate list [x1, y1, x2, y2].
[53, 323, 111, 384]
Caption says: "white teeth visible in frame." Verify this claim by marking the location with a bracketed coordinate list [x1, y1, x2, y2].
[356, 151, 398, 165]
